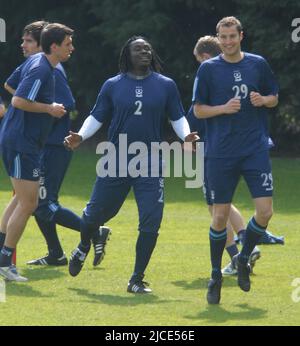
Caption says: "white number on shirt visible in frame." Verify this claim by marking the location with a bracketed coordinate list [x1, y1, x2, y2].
[134, 100, 142, 115]
[232, 84, 248, 99]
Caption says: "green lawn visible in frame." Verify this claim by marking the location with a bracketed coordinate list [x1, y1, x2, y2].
[0, 150, 299, 326]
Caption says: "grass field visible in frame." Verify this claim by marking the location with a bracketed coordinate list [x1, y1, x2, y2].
[0, 149, 299, 326]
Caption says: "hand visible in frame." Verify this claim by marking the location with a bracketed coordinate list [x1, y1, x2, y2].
[184, 131, 200, 143]
[64, 131, 82, 150]
[223, 98, 241, 114]
[49, 102, 66, 118]
[183, 132, 200, 152]
[250, 92, 265, 107]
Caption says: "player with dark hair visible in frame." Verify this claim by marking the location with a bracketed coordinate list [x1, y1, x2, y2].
[193, 17, 279, 304]
[65, 35, 198, 294]
[2, 21, 110, 267]
[0, 23, 74, 281]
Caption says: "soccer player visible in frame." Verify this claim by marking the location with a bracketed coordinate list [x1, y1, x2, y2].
[0, 96, 4, 118]
[0, 23, 73, 281]
[193, 17, 279, 304]
[3, 21, 110, 267]
[64, 36, 198, 293]
[187, 35, 261, 276]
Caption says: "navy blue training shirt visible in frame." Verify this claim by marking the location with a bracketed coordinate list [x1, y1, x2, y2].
[186, 105, 206, 141]
[0, 53, 55, 154]
[192, 53, 279, 158]
[5, 55, 75, 147]
[90, 72, 185, 147]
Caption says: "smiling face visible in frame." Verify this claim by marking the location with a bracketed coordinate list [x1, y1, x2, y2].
[217, 25, 243, 59]
[129, 39, 152, 72]
[21, 33, 41, 57]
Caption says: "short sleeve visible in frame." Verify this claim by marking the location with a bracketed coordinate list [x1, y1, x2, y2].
[192, 63, 210, 105]
[260, 58, 279, 96]
[166, 79, 185, 121]
[15, 64, 51, 102]
[6, 62, 25, 90]
[90, 80, 113, 123]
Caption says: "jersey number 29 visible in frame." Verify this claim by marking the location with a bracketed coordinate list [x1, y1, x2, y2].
[232, 84, 248, 99]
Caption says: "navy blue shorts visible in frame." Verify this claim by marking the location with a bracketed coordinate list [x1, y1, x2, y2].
[83, 176, 164, 234]
[206, 150, 273, 204]
[34, 145, 73, 221]
[1, 147, 40, 181]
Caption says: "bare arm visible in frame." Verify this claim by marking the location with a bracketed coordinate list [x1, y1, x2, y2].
[193, 98, 241, 119]
[4, 82, 16, 96]
[250, 92, 278, 108]
[0, 104, 5, 118]
[12, 96, 66, 118]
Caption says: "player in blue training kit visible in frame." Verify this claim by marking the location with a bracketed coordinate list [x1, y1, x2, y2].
[0, 96, 5, 118]
[65, 36, 198, 293]
[3, 21, 109, 267]
[0, 23, 73, 282]
[193, 17, 279, 304]
[188, 35, 267, 276]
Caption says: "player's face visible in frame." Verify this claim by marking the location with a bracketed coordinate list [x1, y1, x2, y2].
[21, 34, 41, 57]
[217, 25, 243, 57]
[53, 35, 74, 62]
[195, 52, 212, 64]
[129, 39, 152, 70]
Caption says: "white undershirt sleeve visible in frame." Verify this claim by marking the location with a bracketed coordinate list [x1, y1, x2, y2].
[170, 116, 191, 141]
[78, 115, 103, 141]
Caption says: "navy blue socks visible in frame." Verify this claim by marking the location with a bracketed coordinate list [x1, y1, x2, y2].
[209, 227, 227, 280]
[239, 217, 266, 264]
[131, 231, 158, 281]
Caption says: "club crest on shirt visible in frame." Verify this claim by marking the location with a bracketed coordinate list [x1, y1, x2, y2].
[135, 86, 143, 98]
[233, 70, 242, 82]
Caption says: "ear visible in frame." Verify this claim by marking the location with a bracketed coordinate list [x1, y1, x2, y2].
[240, 31, 244, 42]
[49, 42, 57, 54]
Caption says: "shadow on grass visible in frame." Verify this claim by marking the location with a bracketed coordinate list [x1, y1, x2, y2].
[6, 282, 53, 298]
[68, 288, 182, 306]
[172, 277, 237, 290]
[21, 267, 66, 282]
[185, 303, 267, 323]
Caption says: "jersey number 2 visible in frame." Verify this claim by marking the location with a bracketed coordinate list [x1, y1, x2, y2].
[134, 101, 142, 115]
